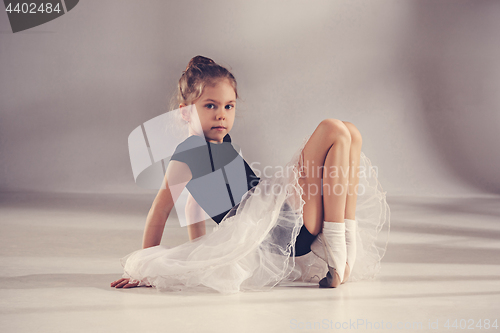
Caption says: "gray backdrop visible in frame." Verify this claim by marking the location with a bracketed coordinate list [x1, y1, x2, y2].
[1, 0, 499, 197]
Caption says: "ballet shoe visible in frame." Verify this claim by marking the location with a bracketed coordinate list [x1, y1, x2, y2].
[312, 218, 357, 284]
[310, 232, 327, 262]
[341, 263, 351, 285]
[319, 271, 334, 288]
[311, 222, 346, 288]
[310, 233, 344, 264]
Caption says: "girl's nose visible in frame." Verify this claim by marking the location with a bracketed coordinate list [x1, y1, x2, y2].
[216, 110, 226, 120]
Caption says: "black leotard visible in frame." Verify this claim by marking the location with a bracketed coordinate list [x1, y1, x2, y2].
[169, 133, 260, 224]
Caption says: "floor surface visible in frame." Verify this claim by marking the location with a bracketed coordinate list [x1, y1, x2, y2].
[1, 192, 499, 333]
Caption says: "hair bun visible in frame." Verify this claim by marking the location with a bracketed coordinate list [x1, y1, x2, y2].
[185, 55, 215, 71]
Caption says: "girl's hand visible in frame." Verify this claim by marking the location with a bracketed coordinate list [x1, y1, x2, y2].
[110, 278, 141, 288]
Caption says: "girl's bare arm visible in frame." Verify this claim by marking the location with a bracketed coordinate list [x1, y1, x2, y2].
[111, 160, 192, 289]
[185, 192, 207, 241]
[142, 160, 192, 248]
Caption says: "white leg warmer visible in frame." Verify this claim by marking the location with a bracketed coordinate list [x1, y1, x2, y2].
[344, 218, 357, 272]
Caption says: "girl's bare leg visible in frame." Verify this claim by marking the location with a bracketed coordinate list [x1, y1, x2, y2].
[319, 120, 351, 287]
[342, 121, 362, 221]
[340, 121, 363, 283]
[298, 119, 352, 238]
[322, 122, 351, 223]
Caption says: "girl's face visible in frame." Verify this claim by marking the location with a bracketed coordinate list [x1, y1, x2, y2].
[181, 79, 236, 144]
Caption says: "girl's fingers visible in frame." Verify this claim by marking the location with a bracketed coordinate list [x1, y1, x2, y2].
[114, 279, 131, 288]
[110, 278, 141, 288]
[116, 279, 128, 286]
[123, 282, 139, 288]
[110, 278, 126, 287]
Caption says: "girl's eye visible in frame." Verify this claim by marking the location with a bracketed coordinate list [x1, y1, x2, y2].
[205, 104, 234, 110]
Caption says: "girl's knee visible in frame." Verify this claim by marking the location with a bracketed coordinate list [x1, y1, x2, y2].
[342, 121, 362, 146]
[319, 119, 351, 144]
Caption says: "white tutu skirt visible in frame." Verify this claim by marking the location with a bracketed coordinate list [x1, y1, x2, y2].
[120, 134, 391, 294]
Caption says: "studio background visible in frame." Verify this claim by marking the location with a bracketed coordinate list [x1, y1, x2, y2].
[1, 1, 500, 332]
[1, 0, 499, 198]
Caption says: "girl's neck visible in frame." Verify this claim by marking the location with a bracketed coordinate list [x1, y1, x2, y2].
[206, 139, 223, 144]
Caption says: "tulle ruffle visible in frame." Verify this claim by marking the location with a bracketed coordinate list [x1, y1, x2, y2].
[120, 134, 390, 294]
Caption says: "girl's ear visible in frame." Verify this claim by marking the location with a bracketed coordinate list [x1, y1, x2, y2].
[179, 103, 190, 123]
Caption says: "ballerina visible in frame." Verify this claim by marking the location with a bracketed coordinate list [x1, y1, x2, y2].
[111, 55, 390, 293]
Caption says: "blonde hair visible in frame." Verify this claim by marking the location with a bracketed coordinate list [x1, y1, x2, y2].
[169, 55, 239, 111]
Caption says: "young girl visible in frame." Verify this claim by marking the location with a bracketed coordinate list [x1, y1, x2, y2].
[111, 56, 390, 294]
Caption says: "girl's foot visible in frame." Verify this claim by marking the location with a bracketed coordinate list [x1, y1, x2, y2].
[341, 263, 350, 284]
[312, 222, 346, 288]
